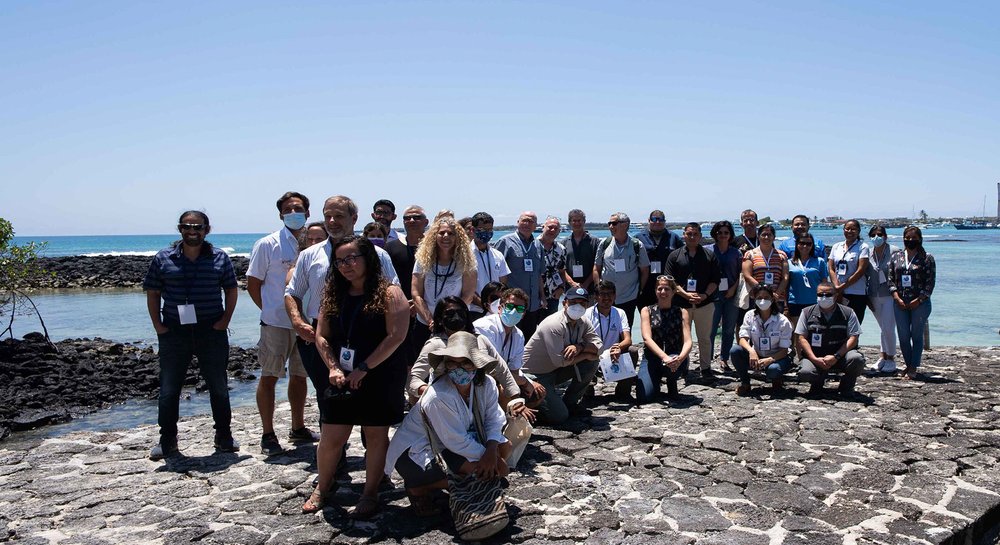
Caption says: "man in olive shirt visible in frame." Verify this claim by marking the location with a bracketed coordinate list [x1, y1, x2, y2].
[522, 287, 602, 424]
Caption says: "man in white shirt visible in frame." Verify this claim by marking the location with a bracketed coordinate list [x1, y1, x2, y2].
[248, 192, 318, 455]
[469, 211, 510, 321]
[584, 280, 633, 400]
[474, 287, 545, 408]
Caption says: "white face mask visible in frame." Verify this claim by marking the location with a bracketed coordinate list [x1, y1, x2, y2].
[566, 303, 587, 321]
[489, 299, 501, 314]
[755, 299, 772, 311]
[817, 296, 836, 310]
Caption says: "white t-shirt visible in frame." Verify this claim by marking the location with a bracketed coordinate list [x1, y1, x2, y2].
[829, 240, 871, 296]
[474, 313, 525, 375]
[471, 245, 511, 312]
[413, 260, 465, 325]
[247, 228, 299, 328]
[584, 305, 629, 354]
[286, 241, 399, 321]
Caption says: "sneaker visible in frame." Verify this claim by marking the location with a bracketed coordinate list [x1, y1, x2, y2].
[877, 358, 897, 374]
[214, 435, 240, 453]
[260, 433, 284, 456]
[150, 441, 178, 461]
[288, 427, 321, 443]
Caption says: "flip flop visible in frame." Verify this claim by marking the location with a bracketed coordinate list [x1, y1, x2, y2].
[302, 488, 326, 514]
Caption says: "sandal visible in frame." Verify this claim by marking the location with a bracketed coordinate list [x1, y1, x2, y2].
[408, 493, 443, 517]
[349, 494, 380, 520]
[302, 488, 326, 513]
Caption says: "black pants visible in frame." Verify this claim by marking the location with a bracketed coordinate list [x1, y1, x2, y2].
[295, 337, 329, 422]
[842, 293, 868, 323]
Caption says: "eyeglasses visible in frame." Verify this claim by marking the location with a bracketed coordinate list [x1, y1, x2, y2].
[373, 209, 393, 217]
[178, 223, 206, 232]
[332, 254, 363, 269]
[503, 303, 527, 313]
[403, 215, 426, 221]
[648, 217, 665, 223]
[443, 357, 476, 371]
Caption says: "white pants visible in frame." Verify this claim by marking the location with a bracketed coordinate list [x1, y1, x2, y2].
[870, 295, 897, 357]
[687, 303, 715, 370]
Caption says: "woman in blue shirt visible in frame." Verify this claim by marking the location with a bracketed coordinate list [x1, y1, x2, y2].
[786, 233, 827, 323]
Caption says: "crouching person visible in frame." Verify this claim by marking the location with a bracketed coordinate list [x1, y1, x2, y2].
[731, 284, 794, 395]
[796, 281, 866, 398]
[386, 332, 511, 524]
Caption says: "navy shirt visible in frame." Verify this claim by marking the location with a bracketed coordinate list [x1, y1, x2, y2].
[143, 242, 238, 326]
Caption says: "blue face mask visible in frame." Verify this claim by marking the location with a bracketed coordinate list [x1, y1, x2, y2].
[500, 307, 524, 327]
[283, 212, 307, 230]
[475, 229, 494, 244]
[871, 236, 885, 248]
[448, 367, 476, 386]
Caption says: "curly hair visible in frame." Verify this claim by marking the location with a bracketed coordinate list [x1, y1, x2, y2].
[415, 216, 475, 275]
[319, 235, 389, 318]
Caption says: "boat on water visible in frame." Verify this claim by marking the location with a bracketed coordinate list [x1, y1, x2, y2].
[953, 220, 999, 230]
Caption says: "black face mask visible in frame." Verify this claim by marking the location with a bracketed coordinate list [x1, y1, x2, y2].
[903, 239, 919, 250]
[442, 309, 467, 332]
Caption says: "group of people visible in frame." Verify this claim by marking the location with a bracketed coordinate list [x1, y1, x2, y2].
[142, 195, 937, 527]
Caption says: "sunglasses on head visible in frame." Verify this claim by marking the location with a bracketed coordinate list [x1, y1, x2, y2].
[178, 223, 206, 232]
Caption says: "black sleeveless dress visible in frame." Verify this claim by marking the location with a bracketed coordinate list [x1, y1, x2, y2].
[646, 305, 684, 361]
[322, 293, 406, 426]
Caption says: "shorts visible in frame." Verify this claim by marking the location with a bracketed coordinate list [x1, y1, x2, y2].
[258, 324, 306, 378]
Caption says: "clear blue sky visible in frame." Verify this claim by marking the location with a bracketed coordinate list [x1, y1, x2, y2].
[2, 1, 998, 235]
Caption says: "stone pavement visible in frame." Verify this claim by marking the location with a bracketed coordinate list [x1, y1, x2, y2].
[2, 346, 999, 544]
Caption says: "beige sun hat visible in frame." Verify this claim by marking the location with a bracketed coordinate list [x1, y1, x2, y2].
[427, 331, 498, 374]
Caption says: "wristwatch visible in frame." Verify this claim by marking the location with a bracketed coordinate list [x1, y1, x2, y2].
[356, 361, 370, 372]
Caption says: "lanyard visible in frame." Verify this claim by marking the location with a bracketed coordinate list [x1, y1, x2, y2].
[501, 329, 515, 363]
[570, 234, 583, 264]
[519, 235, 535, 255]
[477, 248, 494, 282]
[339, 296, 364, 349]
[759, 248, 777, 271]
[904, 250, 918, 271]
[596, 311, 612, 345]
[744, 235, 758, 249]
[613, 240, 629, 260]
[433, 261, 457, 299]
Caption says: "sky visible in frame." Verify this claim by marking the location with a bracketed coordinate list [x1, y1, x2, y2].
[2, 1, 999, 235]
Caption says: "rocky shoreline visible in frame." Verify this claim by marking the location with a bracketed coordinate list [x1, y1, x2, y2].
[2, 344, 1000, 543]
[31, 255, 250, 289]
[0, 333, 259, 441]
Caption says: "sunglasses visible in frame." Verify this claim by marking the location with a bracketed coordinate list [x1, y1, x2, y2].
[403, 215, 426, 221]
[607, 220, 622, 226]
[648, 217, 665, 223]
[178, 223, 206, 232]
[503, 303, 527, 313]
[332, 254, 363, 269]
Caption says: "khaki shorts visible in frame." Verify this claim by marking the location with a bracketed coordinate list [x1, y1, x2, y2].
[258, 324, 307, 378]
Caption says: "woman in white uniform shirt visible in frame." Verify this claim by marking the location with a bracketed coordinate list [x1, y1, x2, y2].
[828, 219, 870, 323]
[412, 215, 478, 350]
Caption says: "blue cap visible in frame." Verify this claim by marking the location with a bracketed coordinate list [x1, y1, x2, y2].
[565, 287, 589, 301]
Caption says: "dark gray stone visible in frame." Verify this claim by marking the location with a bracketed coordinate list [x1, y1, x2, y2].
[743, 481, 819, 515]
[661, 497, 731, 532]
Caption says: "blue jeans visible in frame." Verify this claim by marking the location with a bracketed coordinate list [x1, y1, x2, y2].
[894, 299, 932, 369]
[532, 359, 600, 424]
[729, 345, 792, 385]
[711, 297, 740, 363]
[636, 354, 688, 404]
[157, 324, 232, 442]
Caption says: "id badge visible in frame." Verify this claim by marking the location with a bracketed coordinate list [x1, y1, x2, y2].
[523, 258, 534, 272]
[803, 275, 811, 288]
[764, 272, 774, 285]
[901, 274, 912, 288]
[837, 262, 848, 276]
[340, 347, 355, 372]
[719, 278, 729, 291]
[811, 333, 822, 348]
[759, 336, 771, 351]
[650, 261, 661, 274]
[686, 278, 697, 292]
[178, 304, 197, 325]
[572, 264, 584, 278]
[613, 258, 626, 273]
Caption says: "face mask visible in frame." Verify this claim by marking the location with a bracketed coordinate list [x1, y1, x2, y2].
[755, 299, 772, 311]
[442, 310, 467, 332]
[903, 239, 919, 250]
[489, 299, 501, 314]
[500, 307, 524, 327]
[566, 303, 587, 321]
[871, 236, 885, 248]
[368, 237, 385, 248]
[283, 212, 307, 230]
[817, 296, 836, 310]
[475, 230, 494, 244]
[448, 367, 476, 386]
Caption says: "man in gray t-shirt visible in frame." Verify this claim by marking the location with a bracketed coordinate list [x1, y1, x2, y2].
[592, 212, 650, 329]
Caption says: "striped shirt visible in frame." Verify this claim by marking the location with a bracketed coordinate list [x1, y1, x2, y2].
[143, 242, 238, 326]
[744, 247, 787, 290]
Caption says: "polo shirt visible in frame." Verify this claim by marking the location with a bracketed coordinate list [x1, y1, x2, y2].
[594, 236, 651, 304]
[471, 244, 510, 313]
[493, 232, 545, 312]
[584, 305, 629, 354]
[143, 242, 237, 326]
[247, 228, 299, 328]
[522, 311, 602, 375]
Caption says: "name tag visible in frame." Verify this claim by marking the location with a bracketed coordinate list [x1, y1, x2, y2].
[178, 304, 197, 325]
[837, 262, 848, 276]
[759, 336, 771, 350]
[340, 347, 355, 372]
[719, 278, 729, 291]
[901, 274, 912, 288]
[650, 262, 661, 274]
[572, 264, 584, 278]
[613, 258, 626, 272]
[803, 274, 811, 288]
[523, 258, 534, 272]
[686, 278, 697, 292]
[764, 272, 774, 285]
[811, 333, 823, 347]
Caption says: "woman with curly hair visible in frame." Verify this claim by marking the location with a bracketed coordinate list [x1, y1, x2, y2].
[411, 215, 478, 350]
[303, 236, 409, 519]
